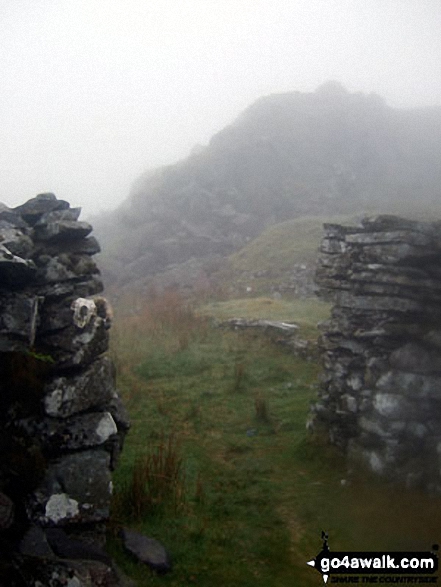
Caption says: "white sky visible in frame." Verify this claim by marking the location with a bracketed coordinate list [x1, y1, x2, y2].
[1, 0, 440, 218]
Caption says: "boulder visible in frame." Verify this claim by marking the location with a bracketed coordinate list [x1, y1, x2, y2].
[121, 528, 172, 574]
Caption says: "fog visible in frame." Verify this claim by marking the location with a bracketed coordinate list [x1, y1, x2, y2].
[1, 0, 440, 217]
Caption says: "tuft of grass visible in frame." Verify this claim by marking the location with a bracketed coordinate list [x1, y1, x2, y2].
[232, 361, 246, 392]
[136, 346, 212, 380]
[254, 395, 271, 424]
[114, 432, 186, 521]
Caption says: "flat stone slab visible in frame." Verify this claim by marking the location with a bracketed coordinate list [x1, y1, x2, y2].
[18, 411, 118, 453]
[34, 220, 93, 242]
[13, 193, 69, 225]
[223, 318, 299, 333]
[43, 355, 115, 418]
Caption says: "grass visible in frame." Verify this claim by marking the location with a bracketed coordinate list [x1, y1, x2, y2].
[108, 291, 441, 586]
[211, 214, 357, 295]
[199, 296, 331, 340]
[229, 216, 343, 272]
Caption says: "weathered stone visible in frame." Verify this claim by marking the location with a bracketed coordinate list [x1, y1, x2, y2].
[13, 193, 70, 225]
[323, 223, 364, 238]
[0, 491, 14, 529]
[36, 253, 100, 283]
[35, 207, 82, 225]
[19, 524, 54, 558]
[358, 243, 441, 265]
[108, 396, 131, 432]
[359, 417, 393, 438]
[121, 528, 172, 574]
[406, 422, 428, 439]
[350, 281, 441, 303]
[19, 557, 131, 587]
[320, 237, 347, 254]
[34, 220, 93, 242]
[18, 412, 118, 453]
[376, 370, 441, 400]
[0, 226, 33, 257]
[39, 235, 101, 256]
[37, 275, 104, 299]
[346, 230, 432, 247]
[0, 293, 41, 348]
[373, 392, 413, 419]
[30, 451, 112, 525]
[44, 355, 115, 417]
[38, 294, 104, 334]
[390, 342, 441, 374]
[0, 203, 28, 228]
[335, 291, 433, 314]
[360, 215, 441, 238]
[45, 528, 112, 565]
[41, 316, 109, 369]
[0, 243, 36, 285]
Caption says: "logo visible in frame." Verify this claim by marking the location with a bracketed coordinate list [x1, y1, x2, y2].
[307, 532, 439, 584]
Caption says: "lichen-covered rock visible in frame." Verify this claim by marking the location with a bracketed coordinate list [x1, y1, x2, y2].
[34, 219, 93, 242]
[42, 315, 109, 369]
[18, 411, 118, 454]
[0, 293, 41, 350]
[43, 356, 116, 417]
[29, 451, 113, 525]
[36, 253, 100, 283]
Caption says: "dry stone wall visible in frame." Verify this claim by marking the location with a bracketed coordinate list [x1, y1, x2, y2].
[0, 194, 130, 586]
[311, 215, 441, 492]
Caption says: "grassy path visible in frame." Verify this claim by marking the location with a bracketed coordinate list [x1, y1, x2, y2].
[108, 295, 441, 586]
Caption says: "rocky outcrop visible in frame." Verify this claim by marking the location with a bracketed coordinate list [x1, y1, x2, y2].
[0, 194, 130, 586]
[95, 86, 441, 294]
[311, 215, 441, 492]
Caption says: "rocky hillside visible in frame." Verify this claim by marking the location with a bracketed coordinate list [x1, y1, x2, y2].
[94, 82, 441, 294]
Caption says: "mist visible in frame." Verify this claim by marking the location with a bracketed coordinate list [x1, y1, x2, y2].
[1, 0, 440, 217]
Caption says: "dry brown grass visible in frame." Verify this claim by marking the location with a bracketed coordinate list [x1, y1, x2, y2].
[110, 288, 209, 378]
[115, 431, 186, 521]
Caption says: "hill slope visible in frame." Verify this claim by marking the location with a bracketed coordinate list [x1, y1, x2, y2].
[94, 82, 441, 294]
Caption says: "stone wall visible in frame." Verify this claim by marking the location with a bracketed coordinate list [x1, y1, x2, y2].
[0, 194, 130, 586]
[311, 215, 441, 492]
